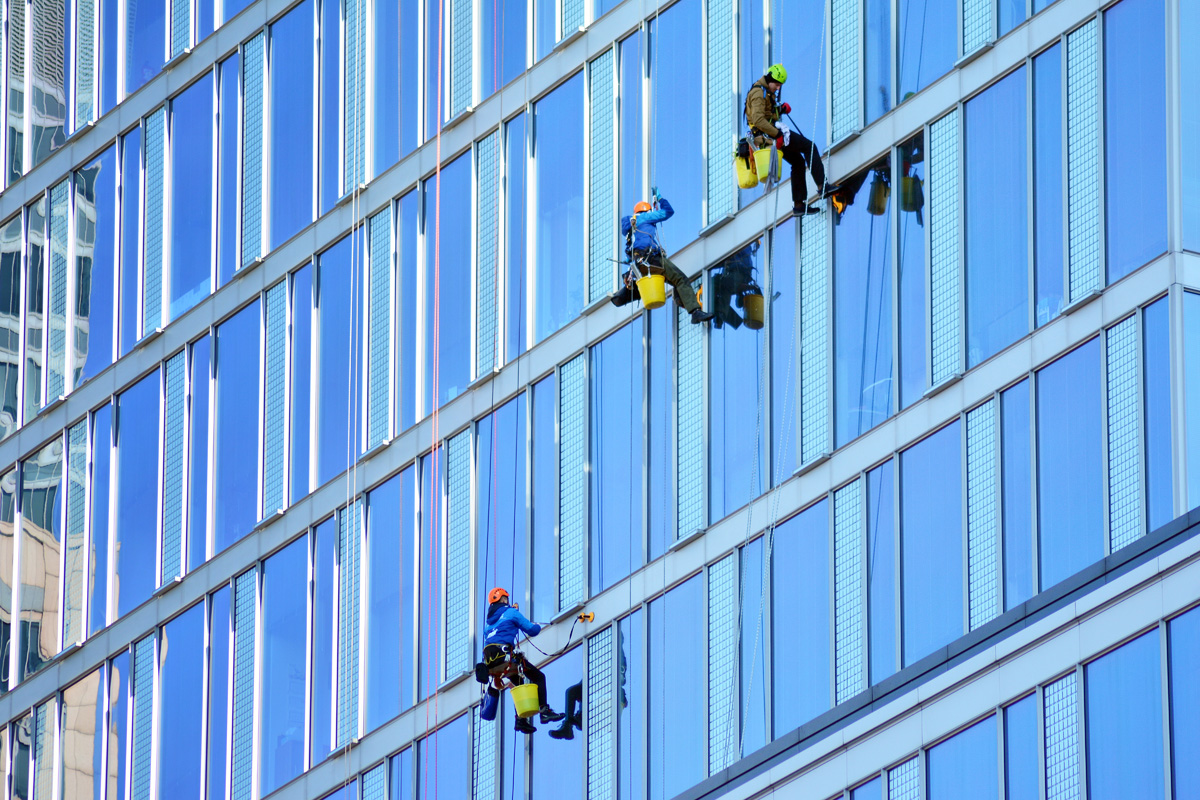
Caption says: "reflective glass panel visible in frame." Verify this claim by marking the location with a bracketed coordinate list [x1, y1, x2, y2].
[771, 500, 829, 734]
[158, 604, 203, 800]
[417, 716, 468, 800]
[738, 0, 765, 208]
[218, 55, 239, 286]
[399, 0, 420, 157]
[317, 237, 363, 485]
[531, 374, 556, 621]
[419, 450, 444, 696]
[423, 155, 472, 408]
[619, 32, 643, 218]
[899, 0, 954, 101]
[533, 75, 585, 342]
[480, 0, 526, 96]
[390, 749, 413, 800]
[966, 67, 1028, 367]
[107, 653, 128, 800]
[927, 716, 998, 799]
[89, 407, 111, 635]
[649, 576, 703, 798]
[319, 0, 339, 214]
[0, 470, 14, 689]
[74, 148, 118, 384]
[6, 0, 25, 182]
[1086, 631, 1164, 800]
[60, 666, 105, 800]
[214, 300, 260, 551]
[901, 421, 963, 666]
[0, 217, 21, 438]
[1188, 293, 1200, 509]
[1104, 0, 1167, 282]
[170, 75, 214, 320]
[530, 649, 583, 800]
[771, 218, 797, 483]
[1143, 299, 1171, 531]
[13, 712, 30, 800]
[291, 266, 312, 501]
[1033, 44, 1063, 326]
[1185, 0, 1200, 252]
[311, 517, 335, 764]
[224, 0, 252, 20]
[189, 337, 211, 569]
[260, 537, 307, 794]
[374, 0, 399, 171]
[505, 115, 528, 360]
[24, 200, 44, 418]
[19, 440, 63, 676]
[834, 163, 893, 447]
[1005, 695, 1038, 800]
[397, 192, 418, 429]
[535, 0, 555, 60]
[648, 307, 669, 560]
[28, 0, 67, 163]
[618, 611, 643, 800]
[120, 129, 141, 354]
[741, 538, 767, 752]
[1001, 379, 1033, 610]
[366, 476, 402, 730]
[425, 0, 442, 138]
[898, 134, 926, 407]
[115, 373, 159, 618]
[867, 460, 895, 683]
[100, 0, 117, 110]
[126, 0, 164, 94]
[851, 777, 881, 800]
[775, 0, 826, 147]
[478, 396, 528, 611]
[207, 587, 230, 800]
[1036, 339, 1103, 589]
[998, 0, 1025, 34]
[270, 1, 314, 246]
[864, 0, 891, 124]
[1170, 607, 1200, 798]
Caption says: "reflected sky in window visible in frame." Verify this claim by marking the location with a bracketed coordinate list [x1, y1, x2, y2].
[397, 192, 418, 431]
[188, 337, 210, 570]
[260, 536, 307, 794]
[270, 1, 315, 247]
[1033, 44, 1063, 326]
[619, 33, 643, 219]
[898, 134, 925, 407]
[115, 372, 159, 618]
[1170, 607, 1200, 798]
[898, 0, 954, 101]
[927, 716, 997, 799]
[214, 300, 259, 552]
[208, 587, 230, 800]
[618, 611, 643, 800]
[505, 115, 528, 361]
[478, 395, 529, 609]
[649, 576, 703, 799]
[170, 74, 214, 321]
[89, 406, 111, 635]
[1002, 379, 1033, 610]
[1143, 299, 1171, 531]
[1005, 695, 1039, 800]
[867, 460, 895, 684]
[74, 147, 117, 384]
[531, 648, 582, 800]
[119, 129, 140, 355]
[532, 374, 556, 620]
[424, 155, 472, 408]
[290, 266, 312, 501]
[125, 0, 164, 94]
[1086, 631, 1164, 800]
[317, 236, 363, 485]
[159, 604, 204, 800]
[771, 219, 797, 484]
[218, 56, 239, 286]
[1185, 0, 1200, 252]
[311, 517, 335, 765]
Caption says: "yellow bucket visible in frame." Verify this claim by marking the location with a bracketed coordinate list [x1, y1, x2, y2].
[637, 274, 666, 310]
[867, 174, 890, 216]
[900, 176, 923, 212]
[511, 683, 540, 718]
[743, 293, 765, 330]
[735, 155, 759, 189]
[754, 148, 784, 182]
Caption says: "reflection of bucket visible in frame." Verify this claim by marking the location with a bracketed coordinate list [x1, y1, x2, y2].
[637, 274, 666, 309]
[754, 148, 784, 182]
[735, 156, 759, 189]
[743, 293, 765, 330]
[511, 684, 540, 718]
[900, 176, 923, 212]
[867, 174, 890, 216]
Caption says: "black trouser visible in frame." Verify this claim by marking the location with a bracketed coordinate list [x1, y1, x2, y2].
[778, 131, 827, 208]
[562, 682, 583, 721]
[484, 644, 548, 707]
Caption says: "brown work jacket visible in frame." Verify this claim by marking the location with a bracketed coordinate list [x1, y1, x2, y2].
[745, 77, 784, 148]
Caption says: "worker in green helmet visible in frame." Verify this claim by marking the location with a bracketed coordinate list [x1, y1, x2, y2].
[744, 63, 839, 216]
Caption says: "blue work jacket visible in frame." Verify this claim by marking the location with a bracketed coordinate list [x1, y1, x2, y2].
[484, 605, 541, 647]
[620, 197, 674, 254]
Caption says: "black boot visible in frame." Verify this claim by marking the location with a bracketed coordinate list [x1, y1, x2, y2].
[515, 716, 536, 734]
[610, 285, 634, 307]
[549, 722, 575, 740]
[690, 308, 714, 325]
[540, 706, 565, 724]
[792, 203, 822, 216]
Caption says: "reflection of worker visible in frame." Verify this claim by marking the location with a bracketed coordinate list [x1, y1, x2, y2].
[550, 629, 631, 739]
[710, 244, 762, 330]
[612, 197, 714, 325]
[478, 588, 565, 734]
[745, 64, 839, 216]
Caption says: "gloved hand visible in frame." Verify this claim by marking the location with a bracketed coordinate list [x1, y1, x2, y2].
[780, 102, 791, 114]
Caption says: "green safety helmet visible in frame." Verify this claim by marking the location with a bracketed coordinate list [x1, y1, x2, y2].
[767, 64, 788, 84]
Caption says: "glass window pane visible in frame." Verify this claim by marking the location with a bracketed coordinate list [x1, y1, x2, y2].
[374, 0, 399, 171]
[390, 749, 413, 800]
[771, 218, 797, 483]
[319, 0, 339, 214]
[1004, 695, 1038, 800]
[771, 501, 829, 734]
[317, 237, 363, 485]
[1170, 607, 1200, 798]
[648, 0, 701, 253]
[1143, 299, 1171, 530]
[89, 406, 112, 634]
[531, 650, 583, 800]
[418, 716, 468, 800]
[649, 576, 703, 798]
[60, 666, 105, 800]
[966, 67, 1029, 368]
[1085, 631, 1164, 800]
[423, 155, 472, 407]
[107, 654, 128, 800]
[531, 374, 556, 622]
[864, 0, 891, 125]
[170, 75, 214, 320]
[399, 0, 420, 157]
[533, 75, 585, 342]
[898, 0, 954, 100]
[125, 0, 164, 94]
[1033, 44, 1063, 326]
[834, 163, 893, 448]
[998, 0, 1025, 36]
[259, 537, 307, 794]
[158, 604, 204, 800]
[189, 337, 211, 569]
[737, 0, 765, 208]
[425, 0, 442, 139]
[291, 266, 312, 501]
[0, 470, 15, 691]
[120, 130, 141, 355]
[901, 421, 963, 666]
[898, 133, 926, 408]
[397, 192, 418, 430]
[618, 611, 643, 800]
[25, 200, 44, 417]
[776, 0, 826, 148]
[1188, 293, 1200, 510]
[1036, 339, 1103, 589]
[207, 587, 230, 800]
[214, 300, 260, 551]
[74, 148, 118, 384]
[218, 55, 239, 287]
[1104, 0, 1167, 282]
[1185, 0, 1200, 252]
[867, 460, 895, 683]
[311, 516, 335, 764]
[851, 777, 882, 800]
[0, 216, 21, 440]
[535, 0, 555, 61]
[480, 0, 525, 97]
[224, 0, 252, 21]
[619, 33, 643, 219]
[419, 450, 444, 696]
[19, 440, 64, 675]
[1001, 379, 1033, 610]
[740, 539, 767, 752]
[270, 1, 315, 246]
[928, 716, 998, 799]
[477, 396, 528, 611]
[115, 374, 159, 619]
[648, 306, 669, 560]
[505, 115, 528, 361]
[366, 476, 402, 731]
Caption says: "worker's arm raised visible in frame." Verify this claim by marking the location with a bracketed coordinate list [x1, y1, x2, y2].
[507, 608, 543, 637]
[639, 197, 674, 225]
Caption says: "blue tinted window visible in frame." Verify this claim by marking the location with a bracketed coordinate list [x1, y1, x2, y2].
[648, 0, 701, 252]
[533, 75, 585, 342]
[1001, 379, 1033, 609]
[1086, 631, 1164, 800]
[425, 0, 441, 139]
[0, 218, 21, 437]
[290, 266, 312, 501]
[224, 0, 252, 21]
[867, 460, 895, 683]
[650, 576, 703, 798]
[771, 219, 797, 482]
[214, 301, 260, 551]
[898, 133, 926, 407]
[120, 129, 141, 354]
[1104, 0, 1167, 281]
[901, 422, 963, 665]
[366, 476, 402, 730]
[1188, 294, 1200, 509]
[218, 56, 239, 286]
[189, 336, 210, 569]
[207, 587, 230, 800]
[108, 651, 129, 800]
[478, 396, 528, 610]
[772, 501, 829, 733]
[618, 611, 643, 800]
[928, 716, 998, 799]
[101, 0, 118, 111]
[898, 0, 954, 100]
[834, 165, 892, 447]
[126, 0, 164, 94]
[966, 67, 1028, 367]
[648, 307, 669, 560]
[89, 405, 112, 634]
[532, 375, 555, 620]
[711, 242, 767, 520]
[74, 147, 117, 383]
[741, 538, 767, 752]
[619, 33, 643, 218]
[864, 0, 891, 124]
[998, 0, 1025, 36]
[390, 749, 413, 800]
[159, 604, 204, 800]
[1185, 0, 1200, 252]
[198, 0, 213, 39]
[505, 115, 528, 360]
[1143, 300, 1171, 530]
[419, 450, 443, 696]
[1170, 607, 1200, 798]
[374, 0, 399, 171]
[399, 467, 417, 710]
[418, 716, 468, 800]
[1033, 44, 1063, 326]
[851, 777, 881, 800]
[319, 0, 339, 213]
[399, 0, 420, 156]
[397, 192, 418, 429]
[531, 649, 583, 800]
[260, 537, 307, 794]
[423, 155, 472, 408]
[1005, 695, 1038, 800]
[738, 0, 765, 208]
[480, 0, 526, 96]
[535, 0, 555, 60]
[270, 1, 315, 246]
[311, 517, 335, 763]
[775, 0, 826, 147]
[170, 75, 214, 320]
[317, 237, 362, 485]
[1036, 339, 1103, 589]
[116, 372, 160, 617]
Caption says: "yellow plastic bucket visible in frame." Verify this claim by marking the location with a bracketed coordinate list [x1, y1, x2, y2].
[754, 148, 784, 182]
[735, 155, 759, 189]
[743, 293, 765, 330]
[637, 274, 667, 310]
[900, 176, 923, 212]
[867, 174, 890, 216]
[511, 684, 540, 718]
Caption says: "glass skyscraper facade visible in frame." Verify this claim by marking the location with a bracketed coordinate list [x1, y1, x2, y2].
[0, 0, 1197, 797]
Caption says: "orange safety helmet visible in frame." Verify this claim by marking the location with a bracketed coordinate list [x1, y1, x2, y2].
[633, 201, 653, 213]
[488, 587, 510, 605]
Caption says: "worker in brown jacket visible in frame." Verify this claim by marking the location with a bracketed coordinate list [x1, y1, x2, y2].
[745, 64, 839, 215]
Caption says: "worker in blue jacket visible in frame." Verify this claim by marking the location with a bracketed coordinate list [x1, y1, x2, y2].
[478, 587, 565, 734]
[612, 196, 714, 325]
